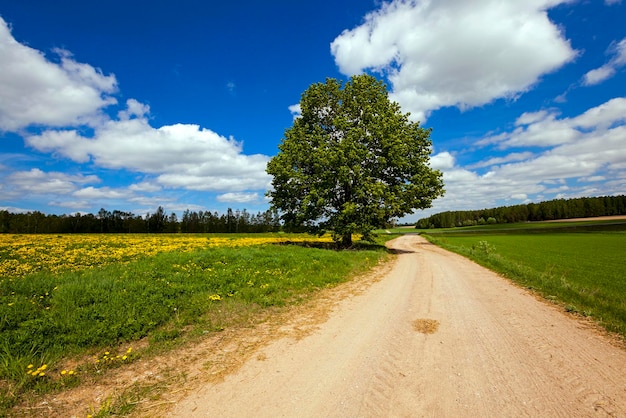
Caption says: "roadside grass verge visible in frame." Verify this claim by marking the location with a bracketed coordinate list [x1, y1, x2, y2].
[423, 230, 626, 338]
[0, 234, 390, 414]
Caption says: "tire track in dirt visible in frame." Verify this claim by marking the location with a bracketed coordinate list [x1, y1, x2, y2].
[169, 235, 626, 417]
[359, 246, 422, 417]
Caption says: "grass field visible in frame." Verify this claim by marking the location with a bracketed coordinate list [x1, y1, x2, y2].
[0, 233, 391, 413]
[416, 218, 626, 233]
[423, 226, 626, 338]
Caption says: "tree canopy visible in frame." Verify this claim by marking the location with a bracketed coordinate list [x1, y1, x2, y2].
[266, 74, 444, 246]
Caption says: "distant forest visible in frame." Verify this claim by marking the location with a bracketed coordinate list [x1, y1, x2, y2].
[0, 207, 282, 234]
[415, 195, 626, 229]
[3, 195, 625, 234]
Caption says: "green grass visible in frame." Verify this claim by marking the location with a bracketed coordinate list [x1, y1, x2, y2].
[424, 230, 626, 337]
[0, 237, 390, 413]
[416, 218, 626, 234]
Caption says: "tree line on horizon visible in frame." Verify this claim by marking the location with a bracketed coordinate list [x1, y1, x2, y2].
[0, 207, 283, 234]
[415, 195, 626, 229]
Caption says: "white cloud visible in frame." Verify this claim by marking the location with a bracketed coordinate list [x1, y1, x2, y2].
[481, 97, 626, 149]
[0, 205, 32, 213]
[573, 97, 626, 128]
[468, 152, 534, 169]
[0, 17, 117, 131]
[7, 169, 99, 195]
[331, 0, 577, 121]
[128, 181, 162, 193]
[412, 97, 626, 220]
[515, 110, 551, 126]
[216, 192, 261, 204]
[73, 186, 131, 200]
[128, 195, 174, 209]
[430, 151, 455, 170]
[583, 66, 616, 86]
[0, 17, 270, 212]
[583, 38, 626, 86]
[288, 103, 302, 119]
[607, 38, 626, 66]
[49, 200, 91, 209]
[579, 176, 606, 183]
[118, 99, 150, 120]
[26, 100, 272, 193]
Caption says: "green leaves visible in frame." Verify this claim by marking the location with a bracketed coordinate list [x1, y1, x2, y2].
[267, 74, 445, 247]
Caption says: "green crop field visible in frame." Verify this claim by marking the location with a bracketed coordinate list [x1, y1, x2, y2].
[424, 227, 626, 339]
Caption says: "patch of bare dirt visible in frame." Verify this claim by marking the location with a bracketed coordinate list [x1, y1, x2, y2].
[412, 318, 440, 334]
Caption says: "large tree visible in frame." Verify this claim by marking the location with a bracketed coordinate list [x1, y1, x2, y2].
[266, 74, 444, 247]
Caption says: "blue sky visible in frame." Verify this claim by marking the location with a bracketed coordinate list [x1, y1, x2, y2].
[1, 0, 625, 223]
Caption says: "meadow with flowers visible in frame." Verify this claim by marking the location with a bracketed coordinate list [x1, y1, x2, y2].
[0, 233, 390, 413]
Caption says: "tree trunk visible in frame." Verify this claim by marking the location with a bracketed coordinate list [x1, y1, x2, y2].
[341, 233, 353, 248]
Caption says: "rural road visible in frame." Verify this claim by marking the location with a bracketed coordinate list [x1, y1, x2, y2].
[170, 235, 626, 417]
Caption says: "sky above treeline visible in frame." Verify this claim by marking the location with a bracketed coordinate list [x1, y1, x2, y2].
[1, 0, 625, 223]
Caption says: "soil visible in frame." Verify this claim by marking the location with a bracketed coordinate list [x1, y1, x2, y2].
[18, 234, 626, 417]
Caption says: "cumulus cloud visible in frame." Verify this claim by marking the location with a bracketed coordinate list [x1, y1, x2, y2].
[73, 186, 131, 200]
[482, 97, 626, 149]
[216, 192, 261, 204]
[288, 103, 302, 119]
[0, 17, 117, 131]
[128, 181, 162, 193]
[0, 17, 271, 213]
[48, 200, 91, 209]
[467, 152, 535, 169]
[331, 0, 577, 121]
[429, 151, 455, 170]
[415, 97, 626, 219]
[25, 100, 272, 193]
[7, 169, 99, 195]
[583, 38, 626, 86]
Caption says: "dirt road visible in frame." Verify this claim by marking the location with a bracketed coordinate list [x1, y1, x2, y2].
[170, 235, 626, 417]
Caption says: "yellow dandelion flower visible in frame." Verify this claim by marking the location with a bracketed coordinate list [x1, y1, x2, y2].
[38, 372, 45, 377]
[122, 355, 128, 360]
[68, 370, 75, 375]
[27, 364, 34, 369]
[61, 370, 67, 375]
